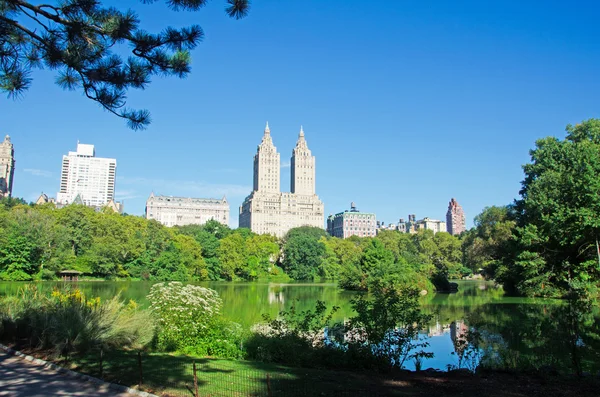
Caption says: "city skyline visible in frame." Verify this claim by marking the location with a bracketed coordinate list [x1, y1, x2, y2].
[3, 0, 599, 228]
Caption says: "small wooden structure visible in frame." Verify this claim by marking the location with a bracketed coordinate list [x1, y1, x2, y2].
[59, 270, 82, 281]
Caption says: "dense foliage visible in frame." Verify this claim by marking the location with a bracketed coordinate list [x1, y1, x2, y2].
[503, 119, 600, 297]
[0, 202, 464, 291]
[461, 206, 516, 277]
[461, 119, 600, 298]
[246, 282, 432, 372]
[0, 0, 250, 129]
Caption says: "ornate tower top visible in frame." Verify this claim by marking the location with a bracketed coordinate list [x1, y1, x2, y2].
[291, 125, 315, 195]
[294, 125, 308, 151]
[253, 122, 280, 193]
[258, 121, 276, 150]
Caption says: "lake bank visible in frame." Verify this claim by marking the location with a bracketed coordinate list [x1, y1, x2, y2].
[2, 279, 593, 374]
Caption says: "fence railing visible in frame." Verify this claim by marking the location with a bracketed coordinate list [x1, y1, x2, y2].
[67, 349, 384, 396]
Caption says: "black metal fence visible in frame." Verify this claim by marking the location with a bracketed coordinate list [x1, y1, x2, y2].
[68, 349, 383, 397]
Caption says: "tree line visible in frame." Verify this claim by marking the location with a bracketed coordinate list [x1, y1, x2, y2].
[0, 198, 465, 291]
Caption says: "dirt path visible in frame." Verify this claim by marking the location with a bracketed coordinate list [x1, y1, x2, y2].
[0, 352, 136, 397]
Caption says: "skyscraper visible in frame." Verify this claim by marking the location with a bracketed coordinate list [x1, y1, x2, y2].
[239, 123, 324, 237]
[291, 126, 315, 195]
[57, 143, 117, 208]
[0, 135, 15, 198]
[446, 198, 466, 235]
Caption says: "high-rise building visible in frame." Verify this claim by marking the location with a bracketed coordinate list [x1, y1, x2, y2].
[0, 135, 15, 198]
[239, 123, 324, 237]
[446, 198, 466, 235]
[327, 202, 376, 239]
[145, 193, 230, 227]
[57, 143, 117, 208]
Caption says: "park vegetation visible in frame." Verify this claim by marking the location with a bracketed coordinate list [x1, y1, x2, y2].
[0, 199, 465, 293]
[0, 280, 435, 372]
[461, 119, 600, 299]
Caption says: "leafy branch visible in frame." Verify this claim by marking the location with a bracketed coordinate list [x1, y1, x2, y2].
[0, 0, 250, 129]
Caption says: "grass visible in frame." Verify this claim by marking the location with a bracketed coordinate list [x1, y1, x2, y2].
[16, 347, 600, 397]
[59, 349, 393, 397]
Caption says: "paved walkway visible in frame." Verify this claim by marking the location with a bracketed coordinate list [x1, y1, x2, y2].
[0, 352, 133, 396]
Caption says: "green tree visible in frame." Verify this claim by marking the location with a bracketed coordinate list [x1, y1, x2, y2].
[245, 234, 279, 279]
[374, 230, 401, 261]
[172, 233, 207, 280]
[282, 229, 325, 280]
[503, 119, 600, 297]
[217, 232, 247, 280]
[0, 196, 27, 209]
[0, 0, 250, 129]
[338, 238, 395, 291]
[462, 205, 516, 276]
[283, 226, 328, 242]
[0, 205, 57, 280]
[433, 231, 463, 279]
[177, 224, 222, 280]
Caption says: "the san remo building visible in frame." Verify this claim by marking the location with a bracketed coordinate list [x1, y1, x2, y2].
[239, 123, 324, 237]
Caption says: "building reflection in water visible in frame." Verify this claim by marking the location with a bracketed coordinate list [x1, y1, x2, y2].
[268, 285, 285, 305]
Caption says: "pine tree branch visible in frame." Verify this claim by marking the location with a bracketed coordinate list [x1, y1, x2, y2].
[0, 14, 47, 46]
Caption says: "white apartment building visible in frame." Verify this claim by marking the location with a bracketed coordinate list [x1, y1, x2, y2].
[239, 123, 324, 237]
[145, 194, 230, 227]
[416, 217, 447, 234]
[327, 203, 377, 239]
[57, 143, 117, 208]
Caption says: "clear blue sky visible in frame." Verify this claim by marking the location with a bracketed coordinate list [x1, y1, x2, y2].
[3, 0, 600, 228]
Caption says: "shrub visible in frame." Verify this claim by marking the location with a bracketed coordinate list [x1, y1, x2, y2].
[0, 285, 152, 357]
[343, 282, 433, 371]
[247, 283, 433, 372]
[147, 281, 243, 358]
[245, 301, 342, 367]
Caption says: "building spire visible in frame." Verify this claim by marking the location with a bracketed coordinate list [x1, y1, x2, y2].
[299, 125, 304, 138]
[264, 121, 270, 135]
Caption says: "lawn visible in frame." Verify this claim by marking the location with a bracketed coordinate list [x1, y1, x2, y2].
[60, 349, 396, 396]
[27, 348, 600, 397]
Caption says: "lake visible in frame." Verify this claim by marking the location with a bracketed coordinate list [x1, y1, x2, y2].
[1, 280, 598, 372]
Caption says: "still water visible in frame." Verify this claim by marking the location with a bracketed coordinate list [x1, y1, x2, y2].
[1, 280, 598, 372]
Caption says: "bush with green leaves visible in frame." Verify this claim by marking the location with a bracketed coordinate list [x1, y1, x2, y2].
[245, 300, 344, 367]
[343, 282, 433, 371]
[147, 281, 243, 358]
[148, 282, 221, 348]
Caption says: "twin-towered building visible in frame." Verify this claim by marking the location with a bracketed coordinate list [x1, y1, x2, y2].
[239, 123, 325, 237]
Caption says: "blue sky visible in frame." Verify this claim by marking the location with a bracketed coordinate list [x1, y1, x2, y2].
[3, 0, 600, 228]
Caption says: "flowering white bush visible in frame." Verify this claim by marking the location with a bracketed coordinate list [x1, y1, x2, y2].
[147, 282, 222, 349]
